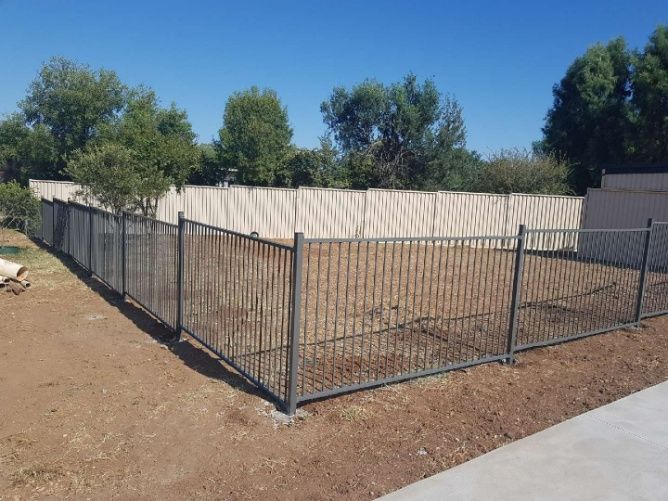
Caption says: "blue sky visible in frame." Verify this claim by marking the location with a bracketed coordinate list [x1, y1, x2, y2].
[0, 1, 666, 154]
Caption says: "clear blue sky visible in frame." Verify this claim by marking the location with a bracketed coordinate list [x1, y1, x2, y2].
[1, 0, 666, 154]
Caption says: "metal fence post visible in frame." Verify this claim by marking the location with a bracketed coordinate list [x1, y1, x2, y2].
[634, 218, 654, 325]
[121, 211, 127, 298]
[286, 232, 304, 415]
[88, 204, 94, 274]
[506, 224, 526, 363]
[52, 199, 56, 248]
[175, 211, 185, 341]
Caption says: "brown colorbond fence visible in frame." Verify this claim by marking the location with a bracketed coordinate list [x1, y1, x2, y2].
[37, 199, 668, 414]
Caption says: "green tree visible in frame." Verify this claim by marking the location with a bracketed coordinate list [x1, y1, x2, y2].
[99, 88, 199, 214]
[542, 39, 634, 193]
[423, 98, 482, 190]
[188, 143, 226, 186]
[278, 138, 340, 188]
[321, 74, 471, 189]
[219, 87, 293, 186]
[19, 57, 127, 177]
[0, 181, 41, 234]
[0, 114, 58, 183]
[67, 142, 171, 215]
[632, 26, 668, 162]
[470, 149, 571, 195]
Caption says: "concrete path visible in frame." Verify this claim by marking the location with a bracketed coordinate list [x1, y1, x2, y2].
[380, 381, 668, 501]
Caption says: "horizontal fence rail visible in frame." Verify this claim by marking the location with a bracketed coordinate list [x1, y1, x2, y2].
[34, 197, 668, 414]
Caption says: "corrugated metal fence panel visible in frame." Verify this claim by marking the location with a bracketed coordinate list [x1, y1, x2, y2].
[155, 186, 230, 227]
[433, 192, 509, 238]
[30, 180, 585, 243]
[602, 172, 668, 192]
[364, 189, 436, 238]
[155, 187, 184, 224]
[507, 194, 583, 250]
[30, 179, 80, 202]
[227, 186, 297, 238]
[296, 187, 366, 238]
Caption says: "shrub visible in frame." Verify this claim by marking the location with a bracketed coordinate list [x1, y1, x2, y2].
[0, 181, 41, 234]
[472, 149, 572, 195]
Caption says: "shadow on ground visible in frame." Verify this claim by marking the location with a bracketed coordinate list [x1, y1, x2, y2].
[32, 239, 269, 405]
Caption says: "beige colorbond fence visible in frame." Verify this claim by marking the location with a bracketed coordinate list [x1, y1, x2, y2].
[30, 180, 584, 247]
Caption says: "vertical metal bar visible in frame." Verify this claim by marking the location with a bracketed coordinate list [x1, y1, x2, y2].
[287, 232, 304, 415]
[506, 225, 526, 362]
[635, 218, 654, 325]
[176, 211, 185, 340]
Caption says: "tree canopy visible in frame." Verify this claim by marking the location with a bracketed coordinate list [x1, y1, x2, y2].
[67, 89, 199, 215]
[20, 57, 127, 177]
[219, 87, 293, 186]
[321, 74, 472, 190]
[632, 26, 668, 162]
[542, 25, 668, 194]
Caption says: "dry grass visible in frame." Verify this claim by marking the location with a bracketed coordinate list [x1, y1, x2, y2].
[0, 229, 78, 289]
[339, 405, 372, 422]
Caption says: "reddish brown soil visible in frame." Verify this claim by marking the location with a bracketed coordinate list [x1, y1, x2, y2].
[1, 230, 667, 500]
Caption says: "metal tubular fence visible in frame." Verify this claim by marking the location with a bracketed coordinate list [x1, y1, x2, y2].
[90, 207, 124, 292]
[181, 219, 295, 405]
[125, 213, 179, 330]
[294, 235, 520, 402]
[36, 198, 668, 414]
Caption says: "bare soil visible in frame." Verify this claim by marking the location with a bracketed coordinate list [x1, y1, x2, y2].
[1, 229, 667, 500]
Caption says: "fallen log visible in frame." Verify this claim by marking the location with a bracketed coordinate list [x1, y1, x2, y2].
[0, 257, 28, 281]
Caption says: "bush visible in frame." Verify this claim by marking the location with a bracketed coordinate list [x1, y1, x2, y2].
[471, 149, 572, 195]
[0, 181, 41, 234]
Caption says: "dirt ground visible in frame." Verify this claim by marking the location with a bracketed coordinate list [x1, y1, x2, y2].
[1, 229, 667, 500]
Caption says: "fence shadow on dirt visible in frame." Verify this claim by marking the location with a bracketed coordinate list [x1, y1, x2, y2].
[32, 238, 269, 402]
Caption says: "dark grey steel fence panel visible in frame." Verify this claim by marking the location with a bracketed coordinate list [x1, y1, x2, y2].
[515, 228, 647, 351]
[642, 222, 668, 318]
[181, 219, 295, 406]
[40, 199, 54, 244]
[297, 235, 519, 402]
[125, 213, 178, 329]
[67, 202, 91, 268]
[90, 208, 123, 293]
[52, 198, 69, 252]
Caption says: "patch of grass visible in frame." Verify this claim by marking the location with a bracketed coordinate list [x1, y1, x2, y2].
[0, 229, 76, 289]
[339, 405, 371, 422]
